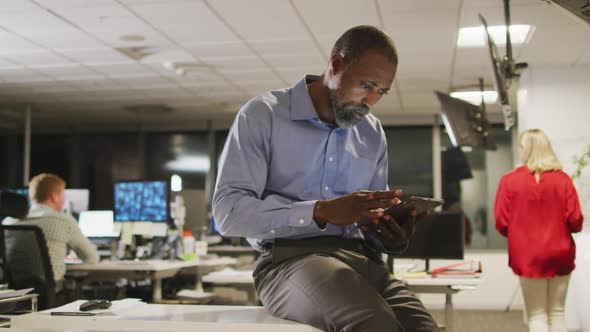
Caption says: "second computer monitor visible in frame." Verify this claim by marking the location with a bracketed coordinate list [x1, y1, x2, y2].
[114, 181, 168, 222]
[79, 210, 117, 238]
[64, 189, 90, 215]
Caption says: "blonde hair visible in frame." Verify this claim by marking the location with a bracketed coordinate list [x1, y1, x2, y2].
[518, 129, 562, 173]
[29, 173, 65, 204]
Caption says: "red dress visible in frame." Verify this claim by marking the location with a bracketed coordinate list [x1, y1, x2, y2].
[494, 166, 584, 278]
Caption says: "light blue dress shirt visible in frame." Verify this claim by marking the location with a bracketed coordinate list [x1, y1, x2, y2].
[213, 75, 389, 251]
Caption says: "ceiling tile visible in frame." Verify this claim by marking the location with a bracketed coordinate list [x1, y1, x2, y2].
[219, 68, 280, 83]
[35, 64, 101, 79]
[202, 55, 266, 70]
[183, 41, 253, 59]
[139, 49, 195, 64]
[520, 25, 590, 65]
[292, 0, 380, 40]
[129, 1, 239, 43]
[60, 48, 135, 65]
[0, 57, 20, 69]
[209, 0, 309, 41]
[30, 31, 105, 51]
[378, 0, 461, 12]
[0, 31, 45, 54]
[34, 0, 116, 9]
[51, 4, 169, 47]
[89, 63, 151, 75]
[264, 54, 324, 69]
[0, 1, 37, 10]
[0, 7, 77, 34]
[2, 51, 72, 67]
[251, 39, 322, 58]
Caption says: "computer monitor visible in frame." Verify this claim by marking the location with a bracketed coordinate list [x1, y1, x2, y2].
[113, 181, 168, 222]
[78, 210, 118, 238]
[4, 188, 30, 206]
[398, 211, 465, 270]
[63, 189, 90, 215]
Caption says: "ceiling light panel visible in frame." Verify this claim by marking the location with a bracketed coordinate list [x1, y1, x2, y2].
[457, 25, 533, 47]
[450, 90, 498, 105]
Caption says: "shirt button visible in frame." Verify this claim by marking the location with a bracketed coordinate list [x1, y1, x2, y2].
[299, 219, 305, 224]
[324, 186, 329, 191]
[328, 156, 334, 162]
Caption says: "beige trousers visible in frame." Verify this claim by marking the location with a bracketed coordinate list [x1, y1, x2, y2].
[520, 275, 570, 332]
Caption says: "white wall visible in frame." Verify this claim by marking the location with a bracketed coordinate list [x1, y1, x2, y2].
[518, 65, 590, 331]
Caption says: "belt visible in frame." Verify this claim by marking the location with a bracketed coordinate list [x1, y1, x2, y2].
[266, 236, 382, 266]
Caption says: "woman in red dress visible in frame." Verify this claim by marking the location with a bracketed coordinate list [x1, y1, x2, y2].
[495, 129, 583, 332]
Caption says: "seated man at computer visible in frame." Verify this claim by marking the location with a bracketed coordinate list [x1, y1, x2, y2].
[12, 173, 99, 284]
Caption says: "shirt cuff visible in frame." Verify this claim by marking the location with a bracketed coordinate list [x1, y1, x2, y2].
[289, 200, 325, 231]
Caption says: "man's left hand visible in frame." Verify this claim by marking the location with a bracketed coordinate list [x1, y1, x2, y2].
[360, 210, 428, 251]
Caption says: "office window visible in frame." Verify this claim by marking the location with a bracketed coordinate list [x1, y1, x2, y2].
[146, 132, 209, 190]
[440, 125, 514, 249]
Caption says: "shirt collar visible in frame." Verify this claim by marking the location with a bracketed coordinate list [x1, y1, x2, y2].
[28, 203, 60, 218]
[290, 74, 321, 121]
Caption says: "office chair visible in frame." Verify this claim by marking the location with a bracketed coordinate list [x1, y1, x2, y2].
[0, 224, 57, 310]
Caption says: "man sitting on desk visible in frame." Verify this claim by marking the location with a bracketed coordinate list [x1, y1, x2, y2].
[12, 173, 99, 284]
[213, 25, 439, 331]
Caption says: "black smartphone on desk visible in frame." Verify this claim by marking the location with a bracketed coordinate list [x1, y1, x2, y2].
[384, 196, 444, 221]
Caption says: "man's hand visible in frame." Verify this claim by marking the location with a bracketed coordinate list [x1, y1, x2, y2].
[313, 190, 403, 227]
[360, 210, 429, 251]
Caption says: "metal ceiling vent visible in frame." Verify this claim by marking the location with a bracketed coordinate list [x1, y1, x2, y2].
[115, 46, 159, 61]
[125, 105, 173, 114]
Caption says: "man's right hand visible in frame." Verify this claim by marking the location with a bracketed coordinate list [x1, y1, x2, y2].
[313, 190, 403, 226]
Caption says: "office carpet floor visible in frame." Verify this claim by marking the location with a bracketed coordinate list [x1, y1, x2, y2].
[430, 310, 528, 332]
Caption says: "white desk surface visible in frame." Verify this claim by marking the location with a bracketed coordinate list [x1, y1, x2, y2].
[67, 258, 237, 272]
[203, 269, 482, 287]
[402, 276, 482, 287]
[202, 268, 255, 284]
[11, 300, 320, 332]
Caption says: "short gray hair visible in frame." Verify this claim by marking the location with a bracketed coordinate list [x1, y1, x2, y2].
[331, 25, 398, 67]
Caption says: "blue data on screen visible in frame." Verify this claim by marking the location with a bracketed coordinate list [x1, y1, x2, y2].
[114, 181, 167, 222]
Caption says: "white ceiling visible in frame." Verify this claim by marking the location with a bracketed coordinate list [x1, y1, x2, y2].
[0, 0, 589, 130]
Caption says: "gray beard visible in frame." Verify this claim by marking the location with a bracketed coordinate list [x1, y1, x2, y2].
[330, 92, 370, 128]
